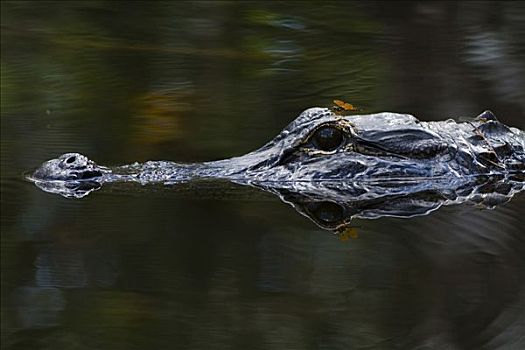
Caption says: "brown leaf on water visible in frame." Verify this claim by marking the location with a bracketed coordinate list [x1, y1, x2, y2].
[333, 99, 359, 111]
[337, 227, 359, 241]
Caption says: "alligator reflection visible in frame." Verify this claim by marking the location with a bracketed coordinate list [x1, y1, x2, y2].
[254, 174, 524, 231]
[32, 171, 524, 232]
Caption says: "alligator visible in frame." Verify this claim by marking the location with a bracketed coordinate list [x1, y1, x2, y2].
[266, 174, 524, 231]
[28, 107, 525, 226]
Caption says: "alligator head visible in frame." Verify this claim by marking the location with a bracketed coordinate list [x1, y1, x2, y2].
[28, 107, 525, 200]
[212, 108, 523, 189]
[233, 108, 455, 181]
[29, 153, 110, 198]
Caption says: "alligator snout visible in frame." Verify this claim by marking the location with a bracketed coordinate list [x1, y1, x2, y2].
[31, 153, 105, 181]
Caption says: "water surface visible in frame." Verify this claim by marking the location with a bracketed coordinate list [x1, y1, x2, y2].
[2, 2, 524, 349]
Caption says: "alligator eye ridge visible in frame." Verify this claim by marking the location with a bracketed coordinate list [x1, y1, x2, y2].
[311, 126, 345, 152]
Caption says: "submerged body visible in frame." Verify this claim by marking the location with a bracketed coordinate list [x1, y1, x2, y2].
[29, 108, 525, 209]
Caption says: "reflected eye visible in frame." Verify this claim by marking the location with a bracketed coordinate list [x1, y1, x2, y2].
[304, 201, 345, 225]
[311, 126, 345, 151]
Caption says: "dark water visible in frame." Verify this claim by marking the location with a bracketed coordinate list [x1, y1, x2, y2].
[2, 2, 525, 349]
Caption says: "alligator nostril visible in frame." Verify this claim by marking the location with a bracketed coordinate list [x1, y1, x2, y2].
[66, 156, 76, 164]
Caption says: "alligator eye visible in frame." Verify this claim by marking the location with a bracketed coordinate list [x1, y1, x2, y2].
[311, 126, 345, 152]
[66, 156, 76, 164]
